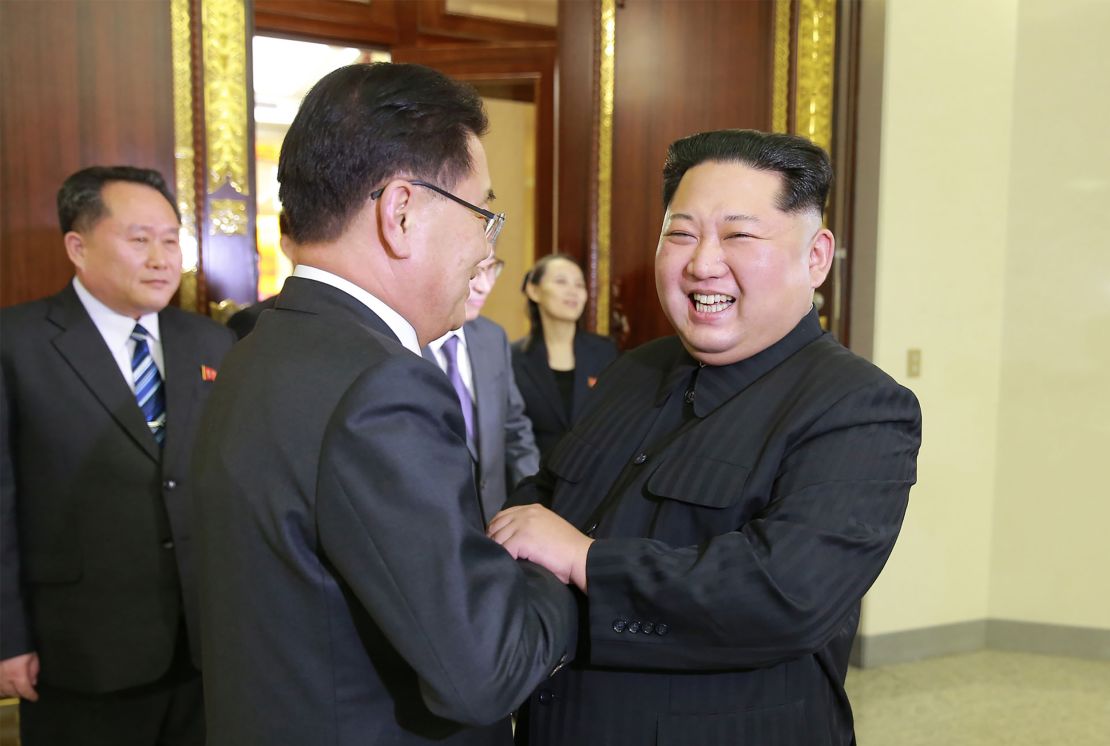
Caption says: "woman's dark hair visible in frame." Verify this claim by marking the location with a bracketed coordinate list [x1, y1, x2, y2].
[57, 165, 178, 234]
[520, 253, 586, 348]
[277, 62, 488, 245]
[661, 129, 832, 214]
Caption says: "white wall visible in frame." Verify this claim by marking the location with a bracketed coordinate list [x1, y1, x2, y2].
[989, 0, 1110, 629]
[857, 0, 1110, 639]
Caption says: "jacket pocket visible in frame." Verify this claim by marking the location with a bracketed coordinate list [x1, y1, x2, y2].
[646, 456, 751, 508]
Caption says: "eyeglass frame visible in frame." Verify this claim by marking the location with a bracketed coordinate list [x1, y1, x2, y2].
[370, 179, 505, 245]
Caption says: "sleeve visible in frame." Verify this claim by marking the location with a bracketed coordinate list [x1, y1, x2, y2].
[0, 360, 33, 659]
[584, 380, 922, 671]
[315, 354, 577, 725]
[501, 332, 540, 489]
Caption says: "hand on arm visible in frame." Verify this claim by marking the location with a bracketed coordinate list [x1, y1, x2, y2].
[488, 504, 594, 592]
[0, 653, 39, 701]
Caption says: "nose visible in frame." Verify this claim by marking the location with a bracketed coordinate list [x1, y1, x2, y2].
[472, 269, 493, 295]
[687, 236, 725, 279]
[146, 241, 170, 269]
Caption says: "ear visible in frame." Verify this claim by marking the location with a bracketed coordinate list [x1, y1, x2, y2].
[64, 231, 87, 271]
[376, 180, 416, 259]
[524, 279, 542, 304]
[808, 228, 835, 288]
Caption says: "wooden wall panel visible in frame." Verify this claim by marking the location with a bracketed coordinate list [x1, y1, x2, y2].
[558, 0, 775, 347]
[0, 0, 175, 309]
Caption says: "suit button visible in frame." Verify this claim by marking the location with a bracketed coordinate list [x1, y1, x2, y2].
[632, 453, 648, 465]
[628, 621, 641, 634]
[612, 619, 627, 633]
[584, 522, 599, 537]
[537, 690, 555, 705]
[684, 389, 695, 404]
[655, 623, 669, 636]
[162, 541, 175, 550]
[479, 479, 487, 490]
[641, 622, 654, 634]
[163, 479, 177, 490]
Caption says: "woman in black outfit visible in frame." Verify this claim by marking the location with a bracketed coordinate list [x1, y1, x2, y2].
[511, 254, 618, 459]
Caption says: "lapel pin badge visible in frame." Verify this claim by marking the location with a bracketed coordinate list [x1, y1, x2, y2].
[200, 365, 218, 381]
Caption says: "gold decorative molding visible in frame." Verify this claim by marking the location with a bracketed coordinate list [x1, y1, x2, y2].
[595, 0, 616, 336]
[209, 199, 249, 236]
[794, 0, 836, 154]
[201, 0, 249, 196]
[171, 0, 197, 276]
[772, 0, 792, 134]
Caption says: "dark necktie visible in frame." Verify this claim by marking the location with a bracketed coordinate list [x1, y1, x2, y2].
[441, 334, 475, 442]
[131, 324, 166, 446]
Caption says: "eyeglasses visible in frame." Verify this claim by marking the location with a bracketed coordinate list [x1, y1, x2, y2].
[477, 258, 505, 280]
[371, 179, 506, 245]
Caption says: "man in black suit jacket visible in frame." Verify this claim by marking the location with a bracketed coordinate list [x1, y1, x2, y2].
[490, 130, 922, 745]
[425, 255, 540, 522]
[191, 63, 576, 746]
[0, 166, 235, 745]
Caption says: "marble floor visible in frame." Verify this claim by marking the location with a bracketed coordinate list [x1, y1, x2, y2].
[846, 650, 1110, 745]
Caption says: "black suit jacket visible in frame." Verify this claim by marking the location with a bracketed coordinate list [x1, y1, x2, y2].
[510, 331, 618, 458]
[192, 276, 576, 746]
[0, 284, 234, 693]
[423, 317, 540, 522]
[225, 294, 277, 340]
[510, 310, 922, 746]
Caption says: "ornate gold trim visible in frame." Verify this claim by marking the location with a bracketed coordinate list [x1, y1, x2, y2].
[209, 199, 249, 236]
[772, 0, 792, 133]
[201, 0, 249, 196]
[794, 0, 836, 153]
[595, 0, 616, 336]
[171, 0, 198, 276]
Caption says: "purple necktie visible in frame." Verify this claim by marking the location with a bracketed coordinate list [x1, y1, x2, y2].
[441, 335, 475, 442]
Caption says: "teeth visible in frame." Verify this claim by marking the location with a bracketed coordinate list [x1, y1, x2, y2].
[691, 292, 735, 314]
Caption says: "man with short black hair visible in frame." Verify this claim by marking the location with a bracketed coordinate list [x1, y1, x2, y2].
[0, 165, 235, 746]
[192, 62, 576, 746]
[490, 129, 922, 745]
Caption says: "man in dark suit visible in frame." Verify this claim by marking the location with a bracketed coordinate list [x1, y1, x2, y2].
[225, 211, 294, 339]
[425, 255, 540, 522]
[191, 63, 577, 746]
[0, 166, 235, 745]
[489, 130, 922, 745]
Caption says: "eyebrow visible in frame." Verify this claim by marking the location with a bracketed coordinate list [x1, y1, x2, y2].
[667, 212, 761, 223]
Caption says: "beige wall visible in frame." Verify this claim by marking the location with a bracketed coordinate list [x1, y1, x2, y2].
[856, 0, 1110, 638]
[988, 0, 1110, 629]
[481, 97, 536, 342]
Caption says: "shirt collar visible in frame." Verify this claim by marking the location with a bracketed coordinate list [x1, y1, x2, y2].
[292, 264, 420, 355]
[72, 276, 161, 348]
[428, 326, 468, 355]
[657, 305, 825, 417]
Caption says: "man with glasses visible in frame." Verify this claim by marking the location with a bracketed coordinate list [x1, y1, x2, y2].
[191, 63, 575, 746]
[424, 255, 541, 523]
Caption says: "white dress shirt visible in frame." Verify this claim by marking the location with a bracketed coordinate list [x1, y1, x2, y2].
[72, 277, 164, 392]
[292, 264, 421, 355]
[428, 327, 475, 399]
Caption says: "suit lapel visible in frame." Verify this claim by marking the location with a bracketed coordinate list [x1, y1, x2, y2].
[570, 334, 593, 422]
[48, 287, 160, 463]
[160, 309, 201, 474]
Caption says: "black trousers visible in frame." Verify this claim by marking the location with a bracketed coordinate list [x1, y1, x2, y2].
[19, 629, 203, 746]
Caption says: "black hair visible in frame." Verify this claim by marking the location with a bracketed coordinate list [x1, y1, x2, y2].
[661, 129, 833, 214]
[57, 165, 178, 234]
[520, 253, 585, 346]
[277, 62, 488, 245]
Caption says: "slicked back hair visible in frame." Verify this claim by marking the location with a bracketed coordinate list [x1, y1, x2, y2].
[277, 62, 488, 245]
[57, 166, 179, 234]
[661, 129, 833, 215]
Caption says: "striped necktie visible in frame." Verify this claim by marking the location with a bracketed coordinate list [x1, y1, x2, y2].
[131, 324, 166, 446]
[441, 334, 475, 443]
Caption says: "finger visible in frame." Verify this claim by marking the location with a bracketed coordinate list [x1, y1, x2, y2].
[12, 677, 37, 701]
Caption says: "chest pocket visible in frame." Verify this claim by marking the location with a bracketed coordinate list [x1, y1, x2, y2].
[646, 456, 752, 509]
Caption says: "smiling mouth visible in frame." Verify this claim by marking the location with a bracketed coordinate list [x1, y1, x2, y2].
[689, 292, 735, 314]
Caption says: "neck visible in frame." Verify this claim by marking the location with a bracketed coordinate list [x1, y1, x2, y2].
[541, 316, 577, 348]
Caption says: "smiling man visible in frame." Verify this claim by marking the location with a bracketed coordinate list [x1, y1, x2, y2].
[0, 166, 236, 746]
[489, 130, 923, 746]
